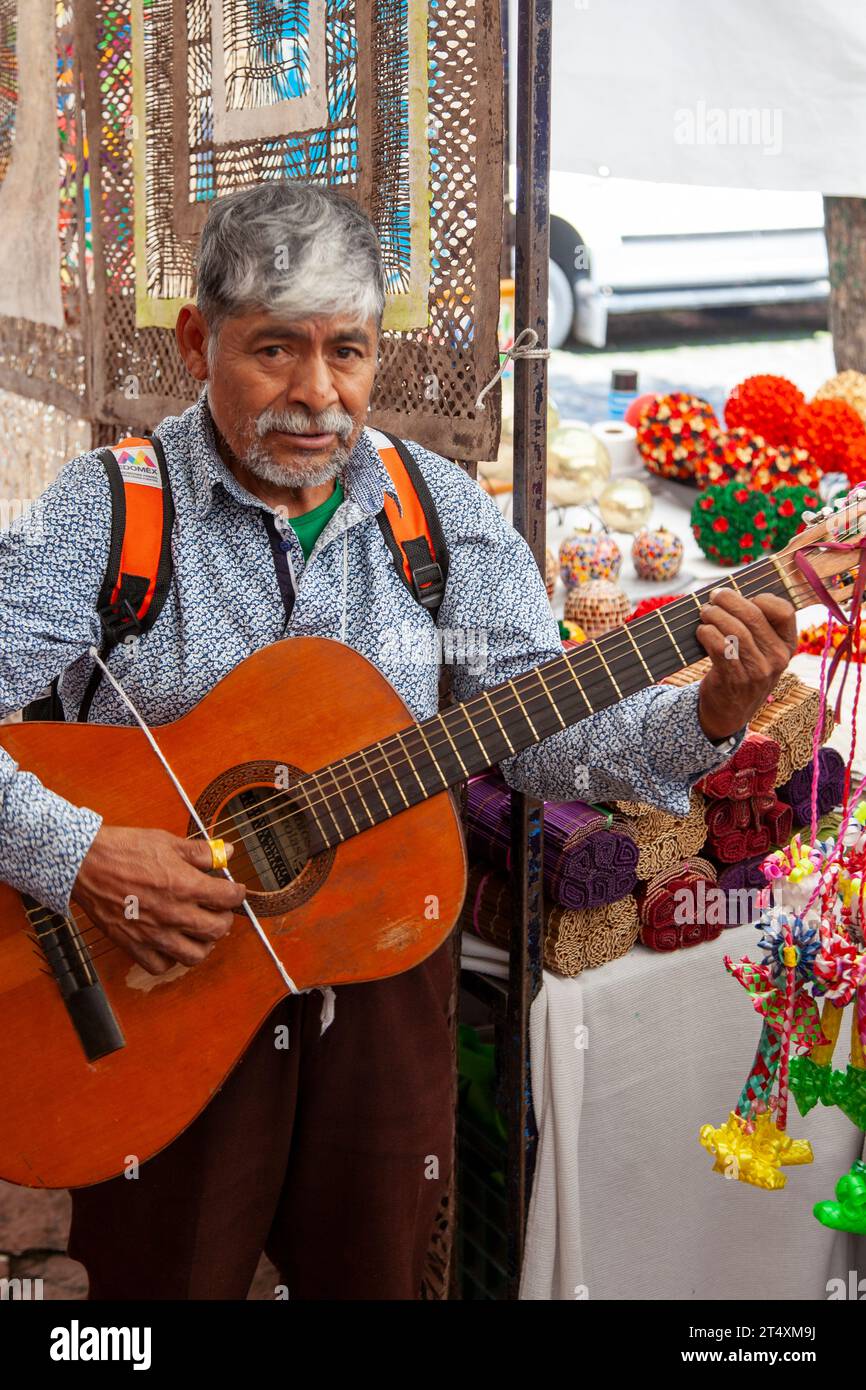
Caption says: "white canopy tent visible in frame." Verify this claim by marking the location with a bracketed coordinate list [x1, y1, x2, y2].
[519, 0, 866, 194]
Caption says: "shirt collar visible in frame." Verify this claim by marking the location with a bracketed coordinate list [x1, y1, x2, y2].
[186, 389, 403, 520]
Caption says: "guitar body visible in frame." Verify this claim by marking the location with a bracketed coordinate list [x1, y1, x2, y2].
[0, 638, 467, 1189]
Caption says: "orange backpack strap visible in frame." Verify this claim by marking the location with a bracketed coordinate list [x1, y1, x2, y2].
[367, 428, 448, 618]
[76, 435, 175, 722]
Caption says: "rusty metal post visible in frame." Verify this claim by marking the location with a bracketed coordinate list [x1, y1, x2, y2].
[505, 0, 551, 1298]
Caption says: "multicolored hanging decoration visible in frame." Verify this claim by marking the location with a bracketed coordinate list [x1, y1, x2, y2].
[700, 506, 866, 1213]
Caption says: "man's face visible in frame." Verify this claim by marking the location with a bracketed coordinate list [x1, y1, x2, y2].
[203, 308, 379, 487]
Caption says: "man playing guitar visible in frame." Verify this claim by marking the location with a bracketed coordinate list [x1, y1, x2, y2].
[0, 181, 798, 1299]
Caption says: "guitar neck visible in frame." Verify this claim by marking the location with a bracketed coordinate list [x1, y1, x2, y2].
[294, 549, 807, 853]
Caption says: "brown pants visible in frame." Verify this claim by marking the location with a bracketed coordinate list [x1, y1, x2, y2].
[67, 936, 456, 1300]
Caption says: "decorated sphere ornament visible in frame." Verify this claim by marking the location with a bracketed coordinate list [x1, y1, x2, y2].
[624, 392, 659, 428]
[770, 485, 821, 549]
[693, 427, 767, 489]
[636, 392, 718, 483]
[547, 424, 611, 505]
[558, 528, 622, 587]
[751, 443, 822, 493]
[796, 398, 865, 474]
[691, 482, 779, 565]
[564, 579, 631, 639]
[813, 369, 866, 426]
[631, 526, 684, 581]
[597, 477, 654, 533]
[724, 374, 806, 446]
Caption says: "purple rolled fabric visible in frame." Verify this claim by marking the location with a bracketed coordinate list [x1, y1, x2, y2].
[718, 856, 770, 893]
[776, 748, 846, 827]
[465, 773, 639, 910]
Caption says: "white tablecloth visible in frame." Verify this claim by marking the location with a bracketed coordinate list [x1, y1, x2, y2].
[517, 924, 866, 1301]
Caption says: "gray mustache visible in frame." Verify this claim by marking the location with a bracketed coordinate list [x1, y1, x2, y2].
[255, 406, 354, 440]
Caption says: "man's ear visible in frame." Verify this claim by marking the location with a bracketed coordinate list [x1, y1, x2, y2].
[175, 304, 211, 382]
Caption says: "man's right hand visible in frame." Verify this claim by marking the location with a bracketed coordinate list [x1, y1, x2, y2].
[71, 825, 248, 976]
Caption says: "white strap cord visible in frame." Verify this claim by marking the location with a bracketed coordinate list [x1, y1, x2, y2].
[88, 647, 337, 1033]
[474, 327, 551, 412]
[341, 525, 348, 644]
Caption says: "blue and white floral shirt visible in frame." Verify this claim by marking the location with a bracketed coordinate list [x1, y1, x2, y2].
[0, 390, 736, 916]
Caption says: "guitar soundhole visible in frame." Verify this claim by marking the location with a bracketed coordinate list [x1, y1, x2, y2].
[190, 760, 334, 917]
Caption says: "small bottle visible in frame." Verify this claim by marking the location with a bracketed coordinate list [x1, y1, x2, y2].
[608, 368, 639, 421]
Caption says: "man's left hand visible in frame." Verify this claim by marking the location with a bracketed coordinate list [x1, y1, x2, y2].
[695, 589, 798, 742]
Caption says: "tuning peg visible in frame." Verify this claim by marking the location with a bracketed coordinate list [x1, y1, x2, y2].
[802, 510, 817, 524]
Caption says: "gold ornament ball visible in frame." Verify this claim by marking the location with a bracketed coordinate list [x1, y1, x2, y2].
[597, 477, 654, 533]
[548, 424, 611, 504]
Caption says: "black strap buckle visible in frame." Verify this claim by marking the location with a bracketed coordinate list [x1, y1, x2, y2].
[410, 561, 445, 609]
[97, 597, 143, 645]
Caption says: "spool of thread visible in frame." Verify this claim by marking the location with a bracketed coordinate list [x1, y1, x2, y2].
[608, 368, 639, 420]
[592, 420, 640, 477]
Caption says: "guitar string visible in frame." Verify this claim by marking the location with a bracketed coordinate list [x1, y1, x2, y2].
[27, 554, 836, 956]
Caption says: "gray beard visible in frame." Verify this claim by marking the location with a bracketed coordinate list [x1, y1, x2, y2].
[241, 438, 350, 488]
[239, 401, 357, 487]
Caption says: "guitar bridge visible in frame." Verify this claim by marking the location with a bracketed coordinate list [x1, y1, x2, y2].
[25, 895, 125, 1063]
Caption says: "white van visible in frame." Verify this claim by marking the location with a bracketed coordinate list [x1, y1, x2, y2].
[542, 171, 829, 350]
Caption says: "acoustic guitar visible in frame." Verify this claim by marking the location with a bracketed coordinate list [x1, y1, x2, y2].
[1, 492, 863, 1188]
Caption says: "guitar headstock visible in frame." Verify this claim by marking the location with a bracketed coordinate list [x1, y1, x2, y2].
[776, 485, 866, 612]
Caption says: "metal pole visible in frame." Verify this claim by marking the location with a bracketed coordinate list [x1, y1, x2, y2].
[506, 0, 551, 1298]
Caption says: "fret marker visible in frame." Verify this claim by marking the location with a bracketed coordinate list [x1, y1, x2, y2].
[657, 608, 687, 666]
[594, 645, 623, 698]
[535, 669, 566, 729]
[563, 653, 593, 715]
[480, 690, 517, 753]
[771, 555, 800, 605]
[507, 679, 541, 740]
[624, 626, 654, 684]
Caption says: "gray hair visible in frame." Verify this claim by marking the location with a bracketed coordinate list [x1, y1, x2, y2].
[196, 182, 386, 353]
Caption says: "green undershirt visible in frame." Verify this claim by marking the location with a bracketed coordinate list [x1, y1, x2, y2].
[287, 479, 344, 561]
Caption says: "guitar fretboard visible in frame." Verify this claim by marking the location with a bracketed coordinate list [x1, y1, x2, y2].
[287, 552, 800, 853]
